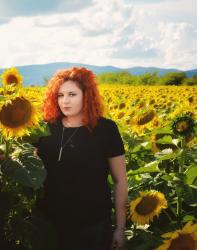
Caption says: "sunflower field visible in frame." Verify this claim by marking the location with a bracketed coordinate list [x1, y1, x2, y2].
[0, 68, 196, 250]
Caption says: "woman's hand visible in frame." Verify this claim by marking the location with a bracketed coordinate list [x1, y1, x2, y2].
[111, 227, 125, 250]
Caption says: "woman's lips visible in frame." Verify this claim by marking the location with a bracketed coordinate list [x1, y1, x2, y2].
[63, 107, 71, 110]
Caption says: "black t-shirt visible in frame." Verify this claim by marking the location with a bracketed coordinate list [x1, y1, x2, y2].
[34, 117, 125, 226]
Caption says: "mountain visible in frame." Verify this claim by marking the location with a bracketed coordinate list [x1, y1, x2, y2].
[0, 62, 196, 86]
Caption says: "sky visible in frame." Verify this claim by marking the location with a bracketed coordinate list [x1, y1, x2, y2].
[0, 0, 197, 70]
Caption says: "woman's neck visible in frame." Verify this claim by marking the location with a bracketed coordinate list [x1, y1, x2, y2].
[62, 116, 84, 127]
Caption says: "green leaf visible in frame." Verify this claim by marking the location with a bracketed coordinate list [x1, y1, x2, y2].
[1, 157, 46, 190]
[182, 185, 197, 206]
[128, 161, 160, 176]
[0, 95, 6, 101]
[21, 121, 51, 144]
[152, 126, 173, 135]
[185, 165, 197, 185]
[161, 174, 173, 181]
[156, 135, 173, 144]
[182, 215, 195, 223]
[155, 151, 177, 161]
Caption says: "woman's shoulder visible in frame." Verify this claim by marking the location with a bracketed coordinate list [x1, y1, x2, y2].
[47, 118, 61, 130]
[96, 116, 117, 129]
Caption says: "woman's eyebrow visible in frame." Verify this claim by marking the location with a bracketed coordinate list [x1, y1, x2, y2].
[58, 90, 77, 94]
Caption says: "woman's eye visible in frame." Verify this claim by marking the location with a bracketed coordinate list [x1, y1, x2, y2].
[69, 93, 76, 96]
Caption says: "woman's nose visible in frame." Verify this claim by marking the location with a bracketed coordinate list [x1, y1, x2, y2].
[62, 96, 70, 104]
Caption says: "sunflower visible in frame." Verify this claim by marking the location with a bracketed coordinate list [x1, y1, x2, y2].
[1, 67, 23, 89]
[172, 115, 195, 136]
[130, 108, 160, 135]
[119, 102, 126, 109]
[129, 190, 167, 225]
[0, 92, 41, 138]
[156, 221, 197, 250]
[117, 112, 125, 119]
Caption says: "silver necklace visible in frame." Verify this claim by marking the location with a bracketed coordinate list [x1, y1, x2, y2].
[58, 126, 79, 161]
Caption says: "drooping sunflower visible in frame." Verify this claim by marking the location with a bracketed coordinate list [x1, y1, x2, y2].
[172, 115, 195, 136]
[0, 92, 41, 138]
[156, 221, 197, 250]
[129, 190, 167, 225]
[1, 67, 23, 89]
[130, 108, 160, 136]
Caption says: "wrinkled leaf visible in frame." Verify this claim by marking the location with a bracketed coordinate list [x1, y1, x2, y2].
[128, 161, 160, 176]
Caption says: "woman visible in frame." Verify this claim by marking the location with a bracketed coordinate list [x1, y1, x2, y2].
[33, 67, 128, 250]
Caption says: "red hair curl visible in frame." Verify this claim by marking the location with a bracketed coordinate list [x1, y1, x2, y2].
[41, 67, 104, 130]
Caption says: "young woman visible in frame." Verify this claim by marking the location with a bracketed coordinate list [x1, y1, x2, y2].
[33, 67, 128, 250]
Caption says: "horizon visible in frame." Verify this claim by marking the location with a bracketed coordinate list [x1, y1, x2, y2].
[0, 61, 196, 72]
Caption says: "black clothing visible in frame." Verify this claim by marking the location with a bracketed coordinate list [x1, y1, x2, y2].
[33, 116, 125, 249]
[55, 217, 113, 250]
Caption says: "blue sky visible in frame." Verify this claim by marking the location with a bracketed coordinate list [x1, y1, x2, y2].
[0, 0, 196, 70]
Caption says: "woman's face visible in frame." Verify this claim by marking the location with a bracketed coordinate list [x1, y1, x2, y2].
[57, 80, 84, 118]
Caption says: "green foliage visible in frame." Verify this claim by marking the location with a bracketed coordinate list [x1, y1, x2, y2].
[96, 71, 197, 85]
[124, 117, 197, 249]
[159, 72, 186, 85]
[0, 125, 53, 249]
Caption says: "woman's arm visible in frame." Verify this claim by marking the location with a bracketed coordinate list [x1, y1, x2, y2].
[108, 154, 128, 248]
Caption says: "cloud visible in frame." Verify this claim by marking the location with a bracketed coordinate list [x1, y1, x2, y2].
[0, 0, 196, 70]
[157, 22, 197, 69]
[126, 0, 178, 4]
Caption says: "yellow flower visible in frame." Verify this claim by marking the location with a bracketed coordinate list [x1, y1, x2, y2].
[130, 108, 160, 135]
[1, 67, 23, 88]
[129, 190, 167, 225]
[0, 92, 41, 138]
[156, 221, 197, 250]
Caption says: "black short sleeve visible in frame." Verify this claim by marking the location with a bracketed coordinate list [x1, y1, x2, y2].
[105, 120, 125, 158]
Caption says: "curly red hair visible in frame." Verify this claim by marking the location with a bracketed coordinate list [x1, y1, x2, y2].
[42, 67, 104, 130]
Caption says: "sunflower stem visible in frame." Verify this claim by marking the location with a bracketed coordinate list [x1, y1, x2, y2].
[163, 210, 176, 230]
[177, 136, 186, 223]
[179, 136, 186, 173]
[5, 139, 10, 159]
[133, 223, 137, 238]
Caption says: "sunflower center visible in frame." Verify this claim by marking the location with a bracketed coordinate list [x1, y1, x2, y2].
[136, 195, 159, 215]
[0, 97, 32, 128]
[137, 110, 155, 125]
[6, 75, 18, 85]
[169, 233, 195, 250]
[176, 121, 189, 132]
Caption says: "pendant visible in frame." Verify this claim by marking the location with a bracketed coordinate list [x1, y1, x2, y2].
[58, 147, 63, 161]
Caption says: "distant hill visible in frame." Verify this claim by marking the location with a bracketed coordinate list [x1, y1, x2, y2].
[0, 62, 196, 86]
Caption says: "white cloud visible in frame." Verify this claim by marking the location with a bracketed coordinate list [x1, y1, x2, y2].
[0, 0, 196, 70]
[157, 22, 197, 69]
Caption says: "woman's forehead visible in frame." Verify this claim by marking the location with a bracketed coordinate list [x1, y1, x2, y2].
[58, 80, 81, 92]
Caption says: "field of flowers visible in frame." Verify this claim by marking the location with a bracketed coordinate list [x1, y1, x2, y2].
[0, 68, 196, 250]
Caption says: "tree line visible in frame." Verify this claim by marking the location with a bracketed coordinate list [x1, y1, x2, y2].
[96, 71, 197, 85]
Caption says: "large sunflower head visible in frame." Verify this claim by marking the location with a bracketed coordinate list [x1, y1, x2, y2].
[136, 109, 156, 125]
[156, 221, 197, 250]
[129, 190, 167, 225]
[130, 108, 160, 135]
[1, 67, 23, 89]
[0, 92, 41, 138]
[172, 115, 195, 136]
